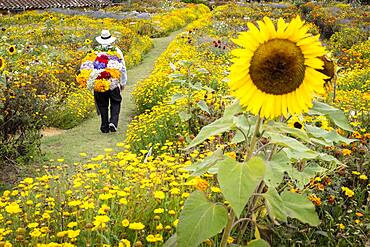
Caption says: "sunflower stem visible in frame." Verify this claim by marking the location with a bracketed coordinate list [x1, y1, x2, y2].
[220, 209, 235, 247]
[247, 115, 262, 160]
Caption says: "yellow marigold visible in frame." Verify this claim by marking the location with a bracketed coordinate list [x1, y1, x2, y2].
[122, 219, 129, 227]
[67, 229, 80, 238]
[194, 177, 209, 191]
[119, 239, 131, 247]
[342, 148, 352, 156]
[76, 69, 91, 88]
[105, 68, 121, 79]
[359, 174, 368, 180]
[5, 202, 22, 214]
[128, 222, 145, 230]
[94, 79, 110, 92]
[93, 215, 110, 229]
[154, 191, 165, 200]
[341, 186, 354, 197]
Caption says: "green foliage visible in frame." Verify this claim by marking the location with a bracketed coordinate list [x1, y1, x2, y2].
[177, 191, 228, 247]
[329, 27, 369, 51]
[218, 156, 266, 217]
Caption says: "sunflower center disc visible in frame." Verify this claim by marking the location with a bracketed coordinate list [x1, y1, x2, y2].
[249, 39, 305, 95]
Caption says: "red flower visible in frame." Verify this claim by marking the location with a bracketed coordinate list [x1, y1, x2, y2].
[97, 71, 111, 79]
[96, 54, 109, 64]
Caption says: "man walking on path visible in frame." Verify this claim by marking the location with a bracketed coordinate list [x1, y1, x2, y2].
[94, 30, 127, 133]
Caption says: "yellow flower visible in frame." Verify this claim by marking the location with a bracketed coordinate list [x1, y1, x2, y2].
[227, 236, 234, 244]
[0, 56, 5, 70]
[146, 234, 156, 243]
[67, 222, 77, 228]
[105, 68, 121, 79]
[57, 231, 68, 238]
[154, 191, 165, 200]
[122, 219, 130, 227]
[341, 187, 354, 197]
[94, 79, 110, 92]
[30, 228, 42, 238]
[229, 16, 327, 118]
[338, 223, 345, 230]
[119, 239, 131, 247]
[67, 229, 80, 238]
[85, 39, 92, 45]
[154, 208, 164, 214]
[5, 202, 22, 214]
[359, 174, 368, 180]
[194, 177, 209, 191]
[27, 222, 39, 228]
[93, 215, 110, 229]
[342, 149, 352, 156]
[128, 222, 145, 230]
[8, 45, 16, 55]
[211, 187, 221, 193]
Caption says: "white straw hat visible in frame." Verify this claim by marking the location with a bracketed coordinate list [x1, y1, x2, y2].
[96, 30, 117, 45]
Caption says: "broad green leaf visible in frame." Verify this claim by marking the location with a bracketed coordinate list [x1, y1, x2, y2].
[263, 187, 288, 222]
[265, 152, 291, 187]
[265, 122, 311, 143]
[186, 117, 234, 149]
[177, 191, 228, 247]
[190, 82, 203, 90]
[246, 239, 270, 247]
[163, 234, 177, 247]
[186, 149, 224, 177]
[197, 100, 210, 114]
[283, 148, 340, 164]
[223, 100, 243, 118]
[309, 101, 353, 131]
[179, 111, 192, 122]
[305, 125, 355, 145]
[231, 129, 246, 144]
[171, 93, 186, 104]
[281, 191, 320, 226]
[264, 189, 320, 226]
[218, 156, 266, 217]
[267, 132, 310, 152]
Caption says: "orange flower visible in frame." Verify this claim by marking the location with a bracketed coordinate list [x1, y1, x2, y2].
[308, 194, 321, 206]
[342, 148, 352, 156]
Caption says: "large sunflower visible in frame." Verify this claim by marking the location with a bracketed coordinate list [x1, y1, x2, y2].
[229, 16, 328, 118]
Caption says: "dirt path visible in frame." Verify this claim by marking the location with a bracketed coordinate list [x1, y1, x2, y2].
[41, 29, 183, 163]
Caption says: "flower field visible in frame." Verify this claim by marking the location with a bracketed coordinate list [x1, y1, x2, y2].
[0, 1, 369, 247]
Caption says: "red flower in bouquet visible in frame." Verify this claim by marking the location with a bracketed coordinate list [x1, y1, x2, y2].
[97, 71, 111, 80]
[96, 54, 109, 64]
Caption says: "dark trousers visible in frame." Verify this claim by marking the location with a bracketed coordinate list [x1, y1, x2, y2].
[94, 87, 122, 133]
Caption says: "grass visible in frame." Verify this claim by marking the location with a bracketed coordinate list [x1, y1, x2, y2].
[41, 29, 184, 163]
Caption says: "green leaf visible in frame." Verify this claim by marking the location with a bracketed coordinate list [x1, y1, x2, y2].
[190, 82, 203, 90]
[265, 152, 291, 187]
[309, 101, 353, 131]
[186, 117, 234, 149]
[281, 191, 320, 226]
[186, 149, 224, 177]
[177, 191, 228, 247]
[263, 187, 288, 222]
[197, 100, 210, 114]
[283, 148, 340, 165]
[264, 189, 320, 226]
[265, 121, 311, 143]
[223, 100, 243, 118]
[266, 132, 310, 152]
[171, 93, 186, 104]
[164, 234, 177, 247]
[246, 239, 270, 247]
[231, 129, 246, 144]
[179, 111, 192, 122]
[305, 125, 355, 146]
[218, 156, 266, 217]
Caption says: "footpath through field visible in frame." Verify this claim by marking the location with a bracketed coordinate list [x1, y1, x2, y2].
[41, 29, 183, 163]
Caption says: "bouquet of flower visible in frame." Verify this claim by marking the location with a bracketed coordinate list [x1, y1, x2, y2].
[76, 49, 124, 92]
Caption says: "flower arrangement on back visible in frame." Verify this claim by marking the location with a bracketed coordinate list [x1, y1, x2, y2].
[76, 30, 127, 133]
